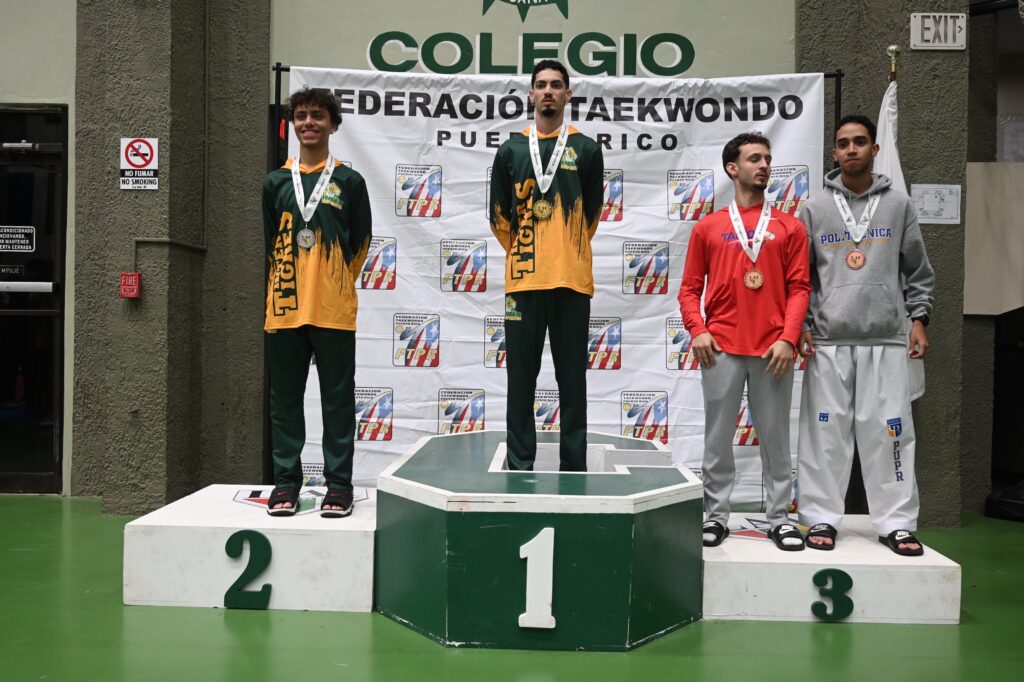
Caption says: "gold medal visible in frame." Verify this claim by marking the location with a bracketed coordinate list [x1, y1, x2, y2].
[846, 249, 866, 270]
[743, 268, 764, 290]
[532, 198, 553, 220]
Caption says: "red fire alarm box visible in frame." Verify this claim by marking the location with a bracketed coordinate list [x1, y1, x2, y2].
[120, 272, 141, 298]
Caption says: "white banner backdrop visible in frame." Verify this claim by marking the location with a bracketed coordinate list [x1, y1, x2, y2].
[290, 67, 823, 507]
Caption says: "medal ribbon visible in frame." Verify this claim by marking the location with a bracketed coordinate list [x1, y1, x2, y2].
[291, 154, 336, 224]
[528, 124, 569, 195]
[727, 200, 773, 265]
[832, 190, 880, 245]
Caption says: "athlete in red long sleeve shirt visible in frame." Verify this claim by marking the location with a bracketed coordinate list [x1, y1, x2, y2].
[677, 132, 810, 551]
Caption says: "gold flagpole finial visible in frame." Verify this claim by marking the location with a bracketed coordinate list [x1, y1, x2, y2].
[887, 45, 900, 82]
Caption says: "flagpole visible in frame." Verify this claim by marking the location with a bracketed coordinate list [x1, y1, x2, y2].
[887, 45, 900, 82]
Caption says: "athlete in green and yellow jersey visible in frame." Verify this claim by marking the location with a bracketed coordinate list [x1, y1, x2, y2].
[489, 59, 605, 472]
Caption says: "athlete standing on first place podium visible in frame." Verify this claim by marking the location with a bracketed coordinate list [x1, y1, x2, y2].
[263, 87, 373, 517]
[489, 60, 605, 472]
[678, 132, 810, 551]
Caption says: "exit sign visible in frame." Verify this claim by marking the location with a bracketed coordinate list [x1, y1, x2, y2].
[910, 13, 966, 50]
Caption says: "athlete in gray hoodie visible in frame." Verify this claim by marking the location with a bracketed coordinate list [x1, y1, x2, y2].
[797, 114, 934, 556]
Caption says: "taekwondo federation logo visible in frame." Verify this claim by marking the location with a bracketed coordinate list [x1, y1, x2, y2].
[666, 317, 700, 370]
[484, 315, 506, 367]
[438, 388, 485, 435]
[356, 387, 393, 441]
[358, 236, 397, 290]
[588, 317, 622, 370]
[887, 417, 903, 438]
[393, 313, 440, 367]
[601, 169, 624, 221]
[767, 165, 809, 217]
[621, 391, 669, 444]
[395, 164, 442, 217]
[483, 0, 569, 21]
[534, 389, 560, 431]
[623, 241, 669, 294]
[440, 239, 487, 292]
[668, 169, 714, 221]
[734, 394, 759, 446]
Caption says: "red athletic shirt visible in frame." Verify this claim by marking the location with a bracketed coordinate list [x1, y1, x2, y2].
[678, 203, 810, 356]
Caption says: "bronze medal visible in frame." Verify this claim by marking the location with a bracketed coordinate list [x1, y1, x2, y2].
[532, 198, 553, 220]
[743, 268, 764, 290]
[846, 249, 866, 270]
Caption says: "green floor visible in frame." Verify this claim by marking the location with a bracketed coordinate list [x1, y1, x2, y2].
[2, 496, 1023, 681]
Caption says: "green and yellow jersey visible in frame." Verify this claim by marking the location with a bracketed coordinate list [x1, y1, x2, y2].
[263, 159, 372, 332]
[490, 126, 605, 297]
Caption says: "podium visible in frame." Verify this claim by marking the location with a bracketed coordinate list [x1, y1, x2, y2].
[374, 431, 705, 651]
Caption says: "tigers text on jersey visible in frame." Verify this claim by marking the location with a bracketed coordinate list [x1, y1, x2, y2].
[489, 126, 604, 297]
[263, 159, 372, 331]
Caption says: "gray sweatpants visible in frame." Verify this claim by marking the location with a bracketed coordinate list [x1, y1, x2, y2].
[700, 352, 795, 528]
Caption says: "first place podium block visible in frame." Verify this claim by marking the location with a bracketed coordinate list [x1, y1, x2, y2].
[123, 484, 376, 612]
[375, 431, 704, 651]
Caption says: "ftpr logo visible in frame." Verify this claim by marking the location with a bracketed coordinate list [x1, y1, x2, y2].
[393, 313, 440, 367]
[395, 164, 442, 217]
[668, 169, 714, 221]
[767, 165, 809, 217]
[438, 388, 485, 435]
[602, 169, 624, 221]
[623, 241, 669, 295]
[588, 317, 621, 370]
[534, 389, 560, 431]
[734, 395, 759, 446]
[484, 315, 506, 367]
[666, 317, 700, 370]
[440, 239, 487, 292]
[355, 387, 393, 441]
[483, 0, 569, 21]
[358, 236, 397, 290]
[621, 391, 669, 444]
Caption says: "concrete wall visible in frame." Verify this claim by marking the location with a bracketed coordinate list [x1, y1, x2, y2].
[0, 0, 77, 493]
[73, 0, 268, 513]
[796, 0, 971, 526]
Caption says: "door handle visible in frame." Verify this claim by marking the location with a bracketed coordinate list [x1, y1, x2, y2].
[0, 281, 55, 293]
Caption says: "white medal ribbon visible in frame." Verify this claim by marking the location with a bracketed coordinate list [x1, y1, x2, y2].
[728, 200, 773, 265]
[291, 154, 336, 224]
[832, 190, 880, 245]
[528, 123, 569, 195]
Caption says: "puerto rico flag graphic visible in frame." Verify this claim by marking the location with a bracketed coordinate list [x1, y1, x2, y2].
[621, 391, 669, 444]
[438, 389, 485, 435]
[355, 387, 393, 441]
[359, 236, 397, 290]
[396, 164, 442, 217]
[393, 314, 440, 367]
[588, 317, 622, 370]
[669, 169, 715, 221]
[441, 240, 487, 292]
[601, 169, 624, 221]
[768, 165, 809, 217]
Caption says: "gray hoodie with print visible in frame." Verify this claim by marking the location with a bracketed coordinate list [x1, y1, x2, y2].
[802, 169, 934, 346]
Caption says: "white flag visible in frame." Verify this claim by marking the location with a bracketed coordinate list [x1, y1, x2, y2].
[876, 80, 924, 399]
[875, 81, 907, 195]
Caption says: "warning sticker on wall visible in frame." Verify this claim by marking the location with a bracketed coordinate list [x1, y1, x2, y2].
[120, 137, 159, 190]
[0, 226, 35, 252]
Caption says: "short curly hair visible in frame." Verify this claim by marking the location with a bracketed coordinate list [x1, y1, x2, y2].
[722, 132, 771, 178]
[287, 86, 342, 127]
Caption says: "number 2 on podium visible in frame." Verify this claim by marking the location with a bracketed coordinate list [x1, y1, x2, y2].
[519, 527, 556, 629]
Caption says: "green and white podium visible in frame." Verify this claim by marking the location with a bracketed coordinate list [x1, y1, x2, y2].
[374, 431, 704, 651]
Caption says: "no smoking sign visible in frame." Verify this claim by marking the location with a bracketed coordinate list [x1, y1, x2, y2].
[120, 137, 159, 190]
